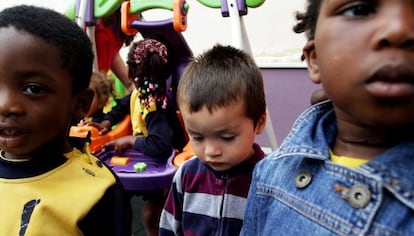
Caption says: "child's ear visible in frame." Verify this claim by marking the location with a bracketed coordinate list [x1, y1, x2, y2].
[303, 40, 321, 84]
[73, 88, 94, 122]
[255, 112, 267, 135]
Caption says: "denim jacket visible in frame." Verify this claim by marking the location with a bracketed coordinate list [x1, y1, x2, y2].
[241, 101, 414, 236]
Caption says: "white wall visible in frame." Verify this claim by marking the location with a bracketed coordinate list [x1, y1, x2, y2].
[0, 0, 308, 66]
[181, 1, 307, 66]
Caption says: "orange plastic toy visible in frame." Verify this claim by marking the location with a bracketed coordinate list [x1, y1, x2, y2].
[172, 111, 194, 167]
[121, 1, 139, 36]
[173, 141, 194, 167]
[173, 0, 189, 32]
[69, 115, 132, 153]
[110, 156, 131, 165]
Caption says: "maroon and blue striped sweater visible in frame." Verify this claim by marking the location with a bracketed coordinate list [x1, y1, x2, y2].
[159, 143, 264, 236]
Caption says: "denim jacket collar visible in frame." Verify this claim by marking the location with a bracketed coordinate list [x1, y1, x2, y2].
[275, 101, 414, 210]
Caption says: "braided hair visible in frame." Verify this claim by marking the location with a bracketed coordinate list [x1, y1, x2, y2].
[127, 38, 170, 110]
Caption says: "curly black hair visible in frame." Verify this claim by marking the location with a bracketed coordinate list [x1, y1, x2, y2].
[293, 0, 323, 40]
[0, 5, 93, 94]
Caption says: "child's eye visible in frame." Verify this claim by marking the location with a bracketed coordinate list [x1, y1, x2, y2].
[191, 136, 203, 142]
[221, 136, 235, 142]
[339, 3, 375, 17]
[23, 84, 48, 94]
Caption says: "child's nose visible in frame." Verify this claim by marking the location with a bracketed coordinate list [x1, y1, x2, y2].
[374, 4, 414, 49]
[0, 93, 24, 119]
[204, 140, 222, 157]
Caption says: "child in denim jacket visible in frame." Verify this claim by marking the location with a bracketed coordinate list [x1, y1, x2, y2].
[242, 0, 414, 235]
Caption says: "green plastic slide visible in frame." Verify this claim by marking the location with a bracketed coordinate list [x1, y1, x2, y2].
[130, 0, 173, 13]
[65, 0, 124, 19]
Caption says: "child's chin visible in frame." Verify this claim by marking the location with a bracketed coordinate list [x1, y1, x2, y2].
[207, 163, 230, 172]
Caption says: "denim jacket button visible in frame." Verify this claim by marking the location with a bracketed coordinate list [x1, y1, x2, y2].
[295, 171, 312, 189]
[347, 185, 371, 209]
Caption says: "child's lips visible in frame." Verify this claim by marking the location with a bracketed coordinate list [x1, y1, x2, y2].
[0, 129, 25, 136]
[206, 161, 230, 171]
[365, 81, 414, 98]
[0, 128, 29, 148]
[366, 65, 414, 98]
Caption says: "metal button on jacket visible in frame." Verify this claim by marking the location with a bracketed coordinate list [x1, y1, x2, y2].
[347, 185, 371, 209]
[295, 171, 312, 189]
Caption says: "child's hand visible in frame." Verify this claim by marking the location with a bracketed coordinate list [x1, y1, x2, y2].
[86, 120, 112, 135]
[78, 119, 86, 126]
[105, 135, 137, 154]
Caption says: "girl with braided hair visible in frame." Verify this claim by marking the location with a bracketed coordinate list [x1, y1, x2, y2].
[89, 38, 186, 236]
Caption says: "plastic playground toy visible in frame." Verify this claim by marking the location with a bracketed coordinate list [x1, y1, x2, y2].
[69, 115, 132, 154]
[110, 156, 132, 165]
[96, 147, 176, 190]
[121, 1, 139, 36]
[68, 0, 193, 191]
[173, 142, 194, 167]
[197, 0, 265, 11]
[128, 0, 189, 32]
[133, 162, 148, 171]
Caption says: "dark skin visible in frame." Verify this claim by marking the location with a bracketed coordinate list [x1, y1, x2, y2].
[303, 0, 414, 160]
[310, 88, 328, 105]
[0, 27, 92, 160]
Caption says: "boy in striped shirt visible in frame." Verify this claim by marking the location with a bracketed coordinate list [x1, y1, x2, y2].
[159, 45, 267, 236]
